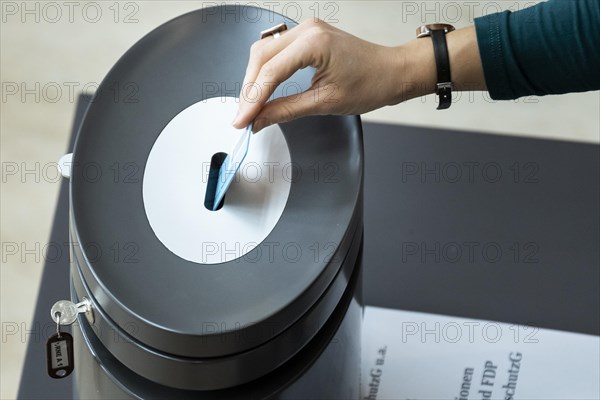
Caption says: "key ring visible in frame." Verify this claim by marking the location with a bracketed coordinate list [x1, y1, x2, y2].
[260, 22, 287, 40]
[54, 311, 61, 338]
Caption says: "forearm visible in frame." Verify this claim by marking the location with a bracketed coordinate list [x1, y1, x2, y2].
[390, 25, 486, 104]
[236, 1, 600, 132]
[475, 0, 600, 100]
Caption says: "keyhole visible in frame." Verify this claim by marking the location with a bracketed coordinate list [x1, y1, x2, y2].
[204, 152, 228, 211]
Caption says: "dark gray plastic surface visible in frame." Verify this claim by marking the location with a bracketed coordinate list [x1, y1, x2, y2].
[72, 246, 363, 398]
[70, 222, 363, 390]
[69, 7, 364, 359]
[363, 123, 599, 334]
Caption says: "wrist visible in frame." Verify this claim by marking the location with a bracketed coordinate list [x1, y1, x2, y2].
[390, 39, 437, 104]
[389, 25, 486, 106]
[446, 26, 487, 92]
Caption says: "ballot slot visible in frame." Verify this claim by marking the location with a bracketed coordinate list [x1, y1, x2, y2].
[204, 152, 228, 211]
[143, 97, 293, 264]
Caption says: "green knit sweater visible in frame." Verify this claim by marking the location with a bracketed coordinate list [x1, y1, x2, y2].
[474, 0, 600, 100]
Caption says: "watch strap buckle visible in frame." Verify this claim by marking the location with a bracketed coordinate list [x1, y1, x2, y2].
[436, 82, 453, 110]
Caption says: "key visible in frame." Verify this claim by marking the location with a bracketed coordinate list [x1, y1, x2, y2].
[50, 298, 93, 326]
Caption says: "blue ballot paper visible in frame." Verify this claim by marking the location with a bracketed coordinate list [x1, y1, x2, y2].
[212, 123, 253, 210]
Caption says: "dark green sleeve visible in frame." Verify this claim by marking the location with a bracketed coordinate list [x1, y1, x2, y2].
[474, 0, 600, 100]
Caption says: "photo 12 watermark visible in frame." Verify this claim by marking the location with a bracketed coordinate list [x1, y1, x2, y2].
[197, 1, 340, 24]
[400, 241, 540, 264]
[398, 161, 540, 184]
[398, 1, 539, 24]
[399, 320, 539, 344]
[1, 81, 139, 104]
[1, 240, 140, 265]
[1, 1, 140, 24]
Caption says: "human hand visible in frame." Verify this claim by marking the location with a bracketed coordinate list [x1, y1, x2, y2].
[232, 19, 411, 133]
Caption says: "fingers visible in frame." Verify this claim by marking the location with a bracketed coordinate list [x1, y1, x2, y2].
[233, 28, 297, 128]
[252, 83, 339, 133]
[234, 35, 314, 129]
[239, 28, 297, 99]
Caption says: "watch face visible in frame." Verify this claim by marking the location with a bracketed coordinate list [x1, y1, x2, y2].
[416, 23, 456, 38]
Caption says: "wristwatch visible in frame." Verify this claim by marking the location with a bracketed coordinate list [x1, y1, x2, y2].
[416, 24, 455, 110]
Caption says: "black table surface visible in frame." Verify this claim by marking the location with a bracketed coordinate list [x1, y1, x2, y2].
[18, 95, 599, 399]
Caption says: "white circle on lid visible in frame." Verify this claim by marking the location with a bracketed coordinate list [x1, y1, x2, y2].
[143, 97, 291, 264]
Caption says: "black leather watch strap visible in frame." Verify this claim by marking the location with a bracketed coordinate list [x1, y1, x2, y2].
[416, 24, 455, 110]
[430, 29, 452, 110]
